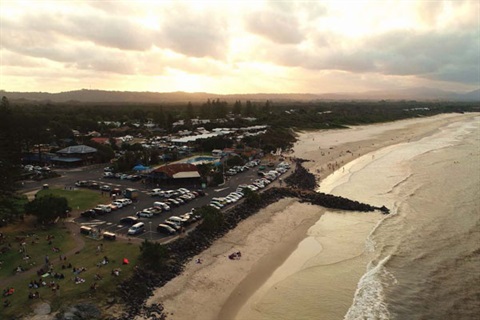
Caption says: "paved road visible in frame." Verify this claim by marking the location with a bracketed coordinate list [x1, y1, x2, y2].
[20, 162, 291, 242]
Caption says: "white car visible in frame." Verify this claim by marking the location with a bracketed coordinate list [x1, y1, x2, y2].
[153, 201, 171, 211]
[117, 198, 132, 205]
[230, 192, 244, 198]
[112, 201, 124, 208]
[136, 210, 154, 218]
[177, 188, 190, 194]
[209, 203, 222, 210]
[210, 201, 225, 208]
[228, 193, 242, 200]
[225, 195, 239, 203]
[151, 188, 164, 197]
[96, 204, 112, 213]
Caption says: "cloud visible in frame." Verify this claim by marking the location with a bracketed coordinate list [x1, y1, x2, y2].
[246, 10, 304, 44]
[3, 10, 155, 51]
[156, 4, 228, 59]
[264, 28, 479, 85]
[0, 0, 478, 93]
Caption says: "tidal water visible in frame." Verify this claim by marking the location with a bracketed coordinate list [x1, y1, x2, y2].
[236, 115, 480, 320]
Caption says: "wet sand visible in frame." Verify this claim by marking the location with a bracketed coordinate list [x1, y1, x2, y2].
[144, 113, 477, 320]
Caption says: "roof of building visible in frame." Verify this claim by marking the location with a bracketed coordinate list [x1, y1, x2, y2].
[152, 163, 199, 179]
[90, 137, 110, 144]
[56, 145, 97, 154]
[173, 171, 201, 179]
[50, 156, 83, 162]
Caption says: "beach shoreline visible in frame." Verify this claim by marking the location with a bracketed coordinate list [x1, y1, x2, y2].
[144, 113, 478, 320]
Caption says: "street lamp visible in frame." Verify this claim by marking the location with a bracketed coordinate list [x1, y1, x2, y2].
[149, 221, 152, 240]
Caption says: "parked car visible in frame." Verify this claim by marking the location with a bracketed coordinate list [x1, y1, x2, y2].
[112, 201, 124, 208]
[136, 210, 154, 218]
[100, 185, 112, 191]
[166, 199, 180, 207]
[75, 180, 89, 187]
[93, 205, 111, 214]
[151, 188, 164, 197]
[127, 222, 145, 235]
[81, 209, 97, 218]
[163, 220, 181, 231]
[177, 188, 190, 194]
[157, 223, 176, 235]
[153, 202, 170, 211]
[89, 182, 100, 189]
[148, 206, 163, 215]
[166, 216, 188, 226]
[209, 203, 222, 210]
[107, 203, 119, 211]
[111, 188, 122, 196]
[119, 216, 139, 225]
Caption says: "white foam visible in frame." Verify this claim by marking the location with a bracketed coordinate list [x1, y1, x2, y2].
[344, 255, 396, 320]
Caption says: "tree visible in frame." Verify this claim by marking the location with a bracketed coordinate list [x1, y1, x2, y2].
[25, 194, 70, 224]
[244, 188, 261, 207]
[198, 205, 224, 234]
[139, 240, 170, 272]
[233, 100, 242, 115]
[0, 96, 24, 225]
[186, 101, 194, 120]
[0, 96, 21, 193]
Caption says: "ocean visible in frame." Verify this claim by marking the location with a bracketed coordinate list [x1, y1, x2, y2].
[235, 115, 480, 320]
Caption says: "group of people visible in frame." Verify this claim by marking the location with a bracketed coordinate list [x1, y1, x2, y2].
[228, 251, 242, 260]
[72, 266, 87, 275]
[2, 287, 14, 297]
[74, 276, 85, 285]
[96, 256, 109, 267]
[111, 268, 121, 277]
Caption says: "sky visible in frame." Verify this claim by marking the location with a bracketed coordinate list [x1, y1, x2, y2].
[0, 0, 479, 94]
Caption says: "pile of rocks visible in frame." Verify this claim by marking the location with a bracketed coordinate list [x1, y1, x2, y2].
[284, 158, 318, 190]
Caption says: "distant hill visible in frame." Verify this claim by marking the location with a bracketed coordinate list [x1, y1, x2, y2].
[1, 88, 478, 103]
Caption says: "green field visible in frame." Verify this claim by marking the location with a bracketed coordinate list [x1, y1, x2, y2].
[35, 188, 107, 212]
[0, 223, 140, 318]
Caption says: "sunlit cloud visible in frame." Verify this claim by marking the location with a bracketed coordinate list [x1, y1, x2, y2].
[0, 0, 478, 94]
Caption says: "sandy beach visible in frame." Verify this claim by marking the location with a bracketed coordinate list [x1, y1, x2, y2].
[144, 113, 478, 320]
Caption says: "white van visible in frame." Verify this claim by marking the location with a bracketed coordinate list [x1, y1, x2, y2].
[128, 222, 145, 235]
[154, 202, 171, 211]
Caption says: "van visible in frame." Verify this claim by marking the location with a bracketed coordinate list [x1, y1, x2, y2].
[166, 216, 188, 226]
[154, 201, 171, 211]
[127, 222, 145, 235]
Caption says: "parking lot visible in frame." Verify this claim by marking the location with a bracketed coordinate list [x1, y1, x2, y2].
[71, 161, 291, 242]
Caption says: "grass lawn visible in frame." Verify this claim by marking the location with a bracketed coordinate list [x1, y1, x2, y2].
[0, 223, 140, 319]
[36, 188, 107, 212]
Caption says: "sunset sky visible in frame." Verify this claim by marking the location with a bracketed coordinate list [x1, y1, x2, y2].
[0, 0, 478, 94]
